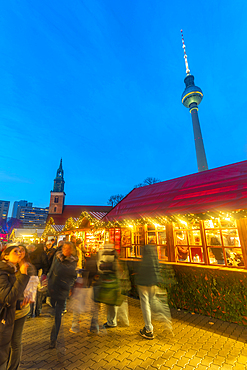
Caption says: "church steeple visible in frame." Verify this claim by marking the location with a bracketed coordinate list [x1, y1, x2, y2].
[53, 158, 65, 192]
[49, 159, 66, 214]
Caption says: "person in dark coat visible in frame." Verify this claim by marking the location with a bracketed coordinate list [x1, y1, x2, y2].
[0, 246, 29, 370]
[28, 243, 49, 317]
[45, 241, 56, 271]
[48, 242, 77, 348]
[29, 244, 48, 275]
[135, 240, 161, 340]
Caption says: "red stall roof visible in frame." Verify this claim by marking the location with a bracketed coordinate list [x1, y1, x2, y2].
[104, 160, 247, 221]
[47, 205, 112, 226]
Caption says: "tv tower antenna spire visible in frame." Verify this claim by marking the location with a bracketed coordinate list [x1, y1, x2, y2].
[181, 29, 190, 75]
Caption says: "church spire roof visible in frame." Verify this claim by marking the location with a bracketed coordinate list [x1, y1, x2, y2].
[53, 158, 65, 192]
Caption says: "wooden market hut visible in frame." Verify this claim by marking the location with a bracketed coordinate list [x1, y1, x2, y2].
[43, 205, 111, 252]
[103, 160, 247, 325]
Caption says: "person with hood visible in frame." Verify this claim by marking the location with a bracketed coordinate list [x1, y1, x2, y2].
[0, 246, 30, 370]
[48, 242, 77, 349]
[135, 238, 161, 340]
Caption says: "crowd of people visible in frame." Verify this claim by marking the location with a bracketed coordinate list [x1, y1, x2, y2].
[0, 236, 172, 369]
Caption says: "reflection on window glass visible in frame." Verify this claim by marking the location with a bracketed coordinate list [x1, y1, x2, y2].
[158, 231, 166, 245]
[187, 221, 200, 230]
[177, 246, 190, 262]
[191, 247, 204, 263]
[188, 230, 202, 245]
[220, 219, 237, 228]
[148, 232, 156, 244]
[208, 247, 225, 265]
[225, 248, 244, 267]
[204, 219, 220, 229]
[175, 231, 187, 245]
[222, 229, 240, 246]
[206, 230, 222, 246]
[174, 223, 186, 230]
[158, 245, 168, 261]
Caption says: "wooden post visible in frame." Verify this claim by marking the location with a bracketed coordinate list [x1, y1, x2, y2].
[200, 220, 209, 264]
[166, 223, 175, 262]
[236, 218, 247, 268]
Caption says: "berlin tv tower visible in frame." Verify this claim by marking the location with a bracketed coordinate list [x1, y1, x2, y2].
[181, 30, 208, 172]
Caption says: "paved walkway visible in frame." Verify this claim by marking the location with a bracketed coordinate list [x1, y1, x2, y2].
[20, 297, 247, 370]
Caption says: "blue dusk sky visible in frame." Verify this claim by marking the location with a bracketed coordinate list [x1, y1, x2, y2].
[1, 0, 247, 215]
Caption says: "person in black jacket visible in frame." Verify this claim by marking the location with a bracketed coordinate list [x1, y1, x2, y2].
[28, 243, 49, 317]
[0, 246, 29, 370]
[48, 242, 77, 349]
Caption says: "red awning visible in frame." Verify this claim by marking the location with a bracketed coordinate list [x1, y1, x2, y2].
[104, 160, 247, 221]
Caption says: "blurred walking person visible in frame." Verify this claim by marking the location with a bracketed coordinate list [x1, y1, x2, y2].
[48, 242, 77, 348]
[136, 239, 161, 339]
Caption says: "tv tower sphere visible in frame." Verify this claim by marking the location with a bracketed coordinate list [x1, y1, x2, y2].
[181, 74, 203, 109]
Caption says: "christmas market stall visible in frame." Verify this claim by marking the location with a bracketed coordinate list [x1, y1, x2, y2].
[103, 160, 247, 325]
[42, 206, 111, 257]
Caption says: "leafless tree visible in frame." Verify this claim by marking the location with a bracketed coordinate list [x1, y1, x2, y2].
[135, 177, 160, 188]
[107, 194, 124, 207]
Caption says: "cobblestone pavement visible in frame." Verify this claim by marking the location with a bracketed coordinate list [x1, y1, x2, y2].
[19, 297, 247, 370]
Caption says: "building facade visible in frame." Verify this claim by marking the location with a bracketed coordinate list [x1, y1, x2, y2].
[12, 200, 32, 219]
[0, 200, 10, 219]
[19, 206, 49, 228]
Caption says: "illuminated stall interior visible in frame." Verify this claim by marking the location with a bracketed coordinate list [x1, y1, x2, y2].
[103, 160, 247, 269]
[42, 210, 108, 257]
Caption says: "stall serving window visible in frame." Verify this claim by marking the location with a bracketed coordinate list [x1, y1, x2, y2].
[204, 219, 244, 267]
[84, 230, 105, 256]
[122, 224, 168, 260]
[121, 226, 145, 258]
[121, 228, 133, 258]
[173, 218, 244, 268]
[146, 224, 168, 261]
[109, 228, 121, 253]
[174, 220, 204, 263]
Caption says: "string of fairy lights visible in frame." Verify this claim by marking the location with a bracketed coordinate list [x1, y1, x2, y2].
[41, 209, 247, 239]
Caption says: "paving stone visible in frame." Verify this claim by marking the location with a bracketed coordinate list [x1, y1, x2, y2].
[233, 364, 246, 370]
[237, 355, 247, 364]
[220, 364, 235, 370]
[212, 356, 226, 366]
[173, 349, 187, 359]
[125, 358, 144, 369]
[163, 358, 178, 368]
[208, 365, 221, 370]
[188, 356, 202, 367]
[200, 356, 214, 366]
[175, 357, 190, 367]
[183, 365, 197, 370]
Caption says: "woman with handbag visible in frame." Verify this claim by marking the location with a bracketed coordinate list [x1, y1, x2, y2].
[0, 246, 30, 370]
